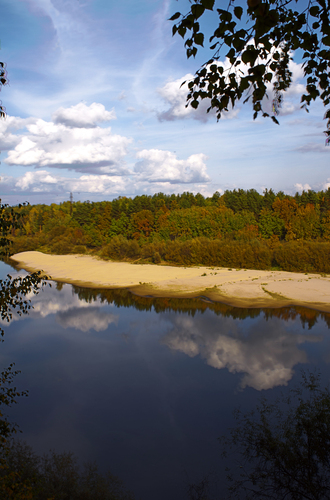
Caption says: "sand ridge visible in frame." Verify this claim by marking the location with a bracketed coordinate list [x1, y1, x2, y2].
[10, 251, 330, 311]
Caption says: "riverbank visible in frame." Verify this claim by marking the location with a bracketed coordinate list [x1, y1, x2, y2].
[10, 251, 330, 312]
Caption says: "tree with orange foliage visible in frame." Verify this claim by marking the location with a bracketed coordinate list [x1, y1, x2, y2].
[131, 210, 154, 239]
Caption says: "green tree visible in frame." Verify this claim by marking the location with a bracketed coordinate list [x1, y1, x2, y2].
[258, 207, 285, 238]
[170, 0, 330, 136]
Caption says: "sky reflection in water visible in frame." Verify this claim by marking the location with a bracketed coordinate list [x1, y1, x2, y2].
[0, 260, 330, 500]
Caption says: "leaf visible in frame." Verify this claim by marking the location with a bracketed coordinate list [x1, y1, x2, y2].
[322, 35, 330, 46]
[309, 5, 320, 17]
[191, 4, 205, 19]
[226, 48, 235, 62]
[177, 26, 187, 38]
[234, 6, 243, 19]
[169, 12, 181, 21]
[201, 0, 215, 10]
[242, 51, 252, 64]
[194, 32, 204, 46]
[239, 77, 250, 91]
[190, 100, 199, 109]
[187, 47, 198, 58]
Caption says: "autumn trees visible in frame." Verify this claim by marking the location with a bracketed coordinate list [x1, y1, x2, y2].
[6, 188, 330, 273]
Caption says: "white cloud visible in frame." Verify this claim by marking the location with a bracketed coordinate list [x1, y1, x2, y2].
[69, 174, 130, 194]
[4, 103, 132, 174]
[134, 149, 210, 184]
[323, 179, 330, 190]
[294, 183, 312, 193]
[0, 148, 211, 198]
[157, 52, 306, 123]
[1, 283, 119, 333]
[0, 116, 36, 151]
[52, 102, 116, 128]
[15, 170, 58, 191]
[0, 170, 131, 196]
[157, 73, 239, 122]
[161, 315, 321, 390]
[56, 308, 119, 332]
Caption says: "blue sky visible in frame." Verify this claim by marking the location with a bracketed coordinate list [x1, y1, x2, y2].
[0, 0, 328, 205]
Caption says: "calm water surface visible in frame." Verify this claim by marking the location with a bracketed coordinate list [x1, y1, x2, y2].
[1, 260, 330, 499]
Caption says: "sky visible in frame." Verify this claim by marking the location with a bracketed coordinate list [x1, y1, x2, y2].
[0, 0, 329, 205]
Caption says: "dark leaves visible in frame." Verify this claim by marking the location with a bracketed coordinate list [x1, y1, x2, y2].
[169, 12, 181, 21]
[169, 0, 330, 131]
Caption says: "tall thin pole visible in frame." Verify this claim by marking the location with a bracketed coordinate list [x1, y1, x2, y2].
[70, 192, 73, 216]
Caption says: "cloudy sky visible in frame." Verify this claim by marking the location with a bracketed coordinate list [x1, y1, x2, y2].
[0, 0, 329, 205]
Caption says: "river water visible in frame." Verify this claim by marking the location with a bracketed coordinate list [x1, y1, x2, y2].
[1, 259, 330, 499]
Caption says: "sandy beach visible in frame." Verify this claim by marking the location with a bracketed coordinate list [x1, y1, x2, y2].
[10, 251, 330, 311]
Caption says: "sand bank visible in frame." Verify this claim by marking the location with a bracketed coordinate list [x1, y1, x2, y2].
[10, 251, 330, 311]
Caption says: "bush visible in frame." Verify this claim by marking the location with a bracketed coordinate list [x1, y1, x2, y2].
[73, 245, 87, 254]
[152, 251, 161, 264]
[100, 236, 141, 261]
[274, 241, 330, 273]
[0, 439, 134, 500]
[50, 238, 75, 255]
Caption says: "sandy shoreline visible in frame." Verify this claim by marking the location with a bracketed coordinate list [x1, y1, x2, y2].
[10, 251, 330, 312]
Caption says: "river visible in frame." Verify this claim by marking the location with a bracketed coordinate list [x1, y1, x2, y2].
[1, 259, 330, 499]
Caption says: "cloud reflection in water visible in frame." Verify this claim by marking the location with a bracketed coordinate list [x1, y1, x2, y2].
[161, 315, 322, 390]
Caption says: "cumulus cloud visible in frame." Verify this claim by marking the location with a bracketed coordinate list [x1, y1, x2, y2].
[0, 116, 37, 151]
[15, 170, 58, 191]
[157, 53, 305, 123]
[161, 315, 321, 390]
[0, 170, 132, 197]
[52, 102, 116, 128]
[294, 183, 312, 193]
[0, 158, 211, 198]
[0, 104, 212, 198]
[157, 73, 239, 123]
[134, 149, 210, 184]
[4, 103, 132, 174]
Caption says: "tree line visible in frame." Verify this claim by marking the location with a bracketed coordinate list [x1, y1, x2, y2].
[7, 188, 330, 273]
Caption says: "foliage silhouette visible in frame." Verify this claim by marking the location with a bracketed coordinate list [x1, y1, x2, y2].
[220, 371, 330, 499]
[170, 0, 330, 136]
[0, 440, 134, 500]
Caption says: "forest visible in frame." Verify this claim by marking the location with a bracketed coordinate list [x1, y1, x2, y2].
[4, 188, 330, 274]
